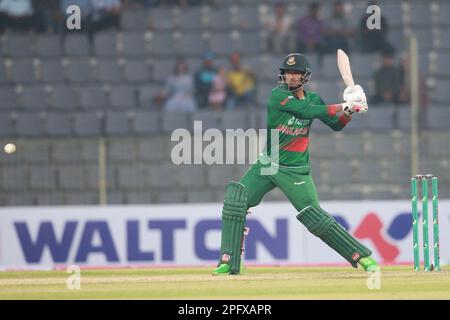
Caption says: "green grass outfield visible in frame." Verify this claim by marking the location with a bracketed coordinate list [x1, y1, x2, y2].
[0, 266, 449, 299]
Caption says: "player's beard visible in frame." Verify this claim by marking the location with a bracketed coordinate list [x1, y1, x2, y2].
[278, 72, 311, 93]
[285, 73, 307, 92]
[287, 79, 303, 92]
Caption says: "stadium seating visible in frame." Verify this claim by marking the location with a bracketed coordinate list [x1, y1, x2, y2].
[2, 34, 34, 57]
[121, 9, 150, 31]
[40, 60, 66, 83]
[66, 58, 95, 83]
[10, 59, 36, 83]
[105, 111, 131, 135]
[64, 34, 91, 57]
[73, 112, 103, 136]
[131, 110, 161, 134]
[35, 35, 64, 57]
[176, 7, 204, 31]
[0, 87, 17, 109]
[93, 32, 119, 57]
[1, 1, 450, 205]
[79, 86, 108, 109]
[96, 58, 122, 83]
[44, 112, 73, 137]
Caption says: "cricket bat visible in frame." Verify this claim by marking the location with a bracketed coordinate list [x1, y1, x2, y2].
[337, 49, 355, 87]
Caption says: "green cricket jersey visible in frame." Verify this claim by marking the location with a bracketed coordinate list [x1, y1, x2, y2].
[266, 85, 351, 167]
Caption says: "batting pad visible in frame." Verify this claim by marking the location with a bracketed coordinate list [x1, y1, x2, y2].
[220, 182, 248, 274]
[296, 206, 372, 268]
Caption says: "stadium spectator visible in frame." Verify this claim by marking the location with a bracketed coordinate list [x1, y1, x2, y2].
[263, 1, 294, 54]
[371, 49, 402, 105]
[122, 0, 161, 8]
[226, 52, 256, 109]
[397, 53, 429, 108]
[209, 67, 228, 111]
[295, 2, 325, 54]
[324, 1, 352, 53]
[89, 0, 121, 33]
[33, 0, 62, 33]
[194, 51, 218, 109]
[0, 0, 36, 33]
[162, 0, 203, 6]
[157, 60, 197, 112]
[358, 1, 394, 53]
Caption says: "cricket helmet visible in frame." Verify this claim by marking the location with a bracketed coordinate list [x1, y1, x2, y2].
[278, 53, 312, 92]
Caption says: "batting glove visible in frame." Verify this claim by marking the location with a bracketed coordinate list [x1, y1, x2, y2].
[343, 84, 368, 114]
[342, 100, 368, 114]
[342, 103, 354, 116]
[343, 84, 367, 104]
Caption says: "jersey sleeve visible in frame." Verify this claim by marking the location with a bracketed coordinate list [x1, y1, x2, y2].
[271, 91, 339, 119]
[316, 95, 351, 131]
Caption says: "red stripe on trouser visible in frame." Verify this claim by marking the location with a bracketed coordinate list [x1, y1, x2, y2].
[281, 137, 309, 152]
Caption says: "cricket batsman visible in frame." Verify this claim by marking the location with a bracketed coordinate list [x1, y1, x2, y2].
[213, 53, 379, 275]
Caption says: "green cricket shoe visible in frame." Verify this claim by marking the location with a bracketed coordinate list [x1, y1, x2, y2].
[212, 262, 245, 276]
[358, 256, 380, 272]
[212, 263, 230, 275]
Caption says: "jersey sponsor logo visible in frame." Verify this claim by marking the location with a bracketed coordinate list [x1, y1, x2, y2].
[294, 181, 306, 186]
[287, 117, 310, 126]
[276, 124, 309, 136]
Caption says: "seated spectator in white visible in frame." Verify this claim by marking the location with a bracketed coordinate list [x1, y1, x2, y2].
[90, 0, 121, 33]
[263, 1, 293, 53]
[324, 1, 352, 53]
[0, 0, 36, 33]
[159, 60, 198, 112]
